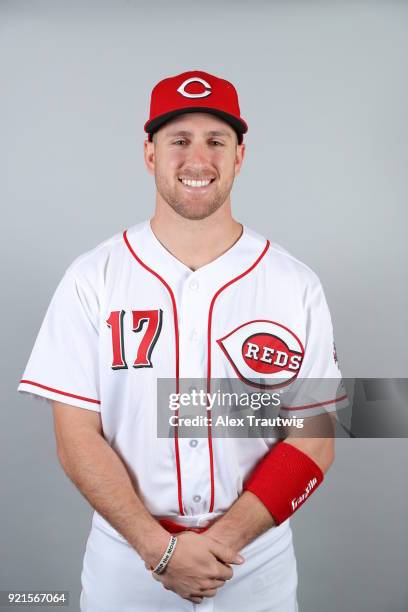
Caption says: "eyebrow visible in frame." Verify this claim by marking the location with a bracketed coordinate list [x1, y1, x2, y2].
[165, 129, 232, 139]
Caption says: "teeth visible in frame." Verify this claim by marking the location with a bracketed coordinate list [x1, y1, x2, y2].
[180, 178, 212, 188]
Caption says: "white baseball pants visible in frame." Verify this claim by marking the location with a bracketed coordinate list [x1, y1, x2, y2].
[79, 518, 298, 612]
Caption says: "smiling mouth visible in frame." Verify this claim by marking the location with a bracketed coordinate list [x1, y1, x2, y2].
[178, 178, 215, 188]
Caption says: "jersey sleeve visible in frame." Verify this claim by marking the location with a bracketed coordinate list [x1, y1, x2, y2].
[17, 265, 101, 412]
[279, 278, 348, 418]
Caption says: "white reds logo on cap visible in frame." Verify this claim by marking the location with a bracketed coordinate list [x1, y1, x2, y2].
[217, 320, 305, 388]
[177, 77, 212, 98]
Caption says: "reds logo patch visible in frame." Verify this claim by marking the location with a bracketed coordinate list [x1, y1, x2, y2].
[217, 320, 304, 388]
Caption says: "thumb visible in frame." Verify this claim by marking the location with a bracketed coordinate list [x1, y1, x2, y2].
[209, 541, 245, 565]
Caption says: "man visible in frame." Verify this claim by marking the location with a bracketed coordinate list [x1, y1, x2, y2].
[17, 70, 347, 611]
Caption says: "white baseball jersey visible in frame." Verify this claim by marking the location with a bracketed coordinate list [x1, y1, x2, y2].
[17, 219, 346, 611]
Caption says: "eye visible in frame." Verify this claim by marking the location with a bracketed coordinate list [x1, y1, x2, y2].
[211, 140, 224, 146]
[173, 139, 186, 145]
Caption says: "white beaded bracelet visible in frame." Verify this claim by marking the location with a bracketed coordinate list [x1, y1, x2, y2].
[152, 535, 177, 575]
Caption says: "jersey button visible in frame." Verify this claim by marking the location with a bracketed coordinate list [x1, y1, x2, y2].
[189, 329, 199, 342]
[189, 278, 199, 291]
[193, 495, 201, 503]
[189, 439, 198, 448]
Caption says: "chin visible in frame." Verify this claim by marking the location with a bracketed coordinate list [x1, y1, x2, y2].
[171, 201, 222, 221]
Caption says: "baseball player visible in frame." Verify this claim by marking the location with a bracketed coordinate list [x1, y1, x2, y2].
[17, 70, 347, 611]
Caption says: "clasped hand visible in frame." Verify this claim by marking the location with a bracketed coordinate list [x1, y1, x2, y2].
[145, 531, 244, 604]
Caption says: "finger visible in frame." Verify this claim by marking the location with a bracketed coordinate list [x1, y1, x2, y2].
[198, 588, 218, 597]
[201, 579, 225, 589]
[209, 542, 245, 566]
[188, 596, 204, 604]
[213, 562, 234, 581]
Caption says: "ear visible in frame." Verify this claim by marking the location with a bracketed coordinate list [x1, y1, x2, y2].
[144, 138, 155, 176]
[234, 142, 246, 177]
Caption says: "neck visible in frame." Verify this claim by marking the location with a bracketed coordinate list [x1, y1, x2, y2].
[150, 199, 243, 271]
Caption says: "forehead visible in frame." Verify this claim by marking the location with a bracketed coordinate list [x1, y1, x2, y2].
[160, 112, 235, 138]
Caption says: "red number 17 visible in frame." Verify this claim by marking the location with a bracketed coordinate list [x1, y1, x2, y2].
[106, 309, 163, 370]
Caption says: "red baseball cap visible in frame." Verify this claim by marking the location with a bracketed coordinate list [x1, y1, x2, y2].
[144, 70, 248, 144]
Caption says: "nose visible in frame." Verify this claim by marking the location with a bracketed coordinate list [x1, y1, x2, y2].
[185, 141, 213, 167]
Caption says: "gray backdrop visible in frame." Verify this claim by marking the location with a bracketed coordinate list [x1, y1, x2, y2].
[2, 1, 407, 610]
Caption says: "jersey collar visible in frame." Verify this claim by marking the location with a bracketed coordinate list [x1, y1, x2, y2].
[124, 219, 268, 292]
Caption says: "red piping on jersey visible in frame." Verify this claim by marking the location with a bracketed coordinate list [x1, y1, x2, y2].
[19, 380, 101, 405]
[206, 240, 270, 512]
[123, 229, 184, 515]
[280, 394, 348, 411]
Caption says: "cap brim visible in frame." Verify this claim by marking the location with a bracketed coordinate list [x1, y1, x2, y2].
[145, 107, 247, 143]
